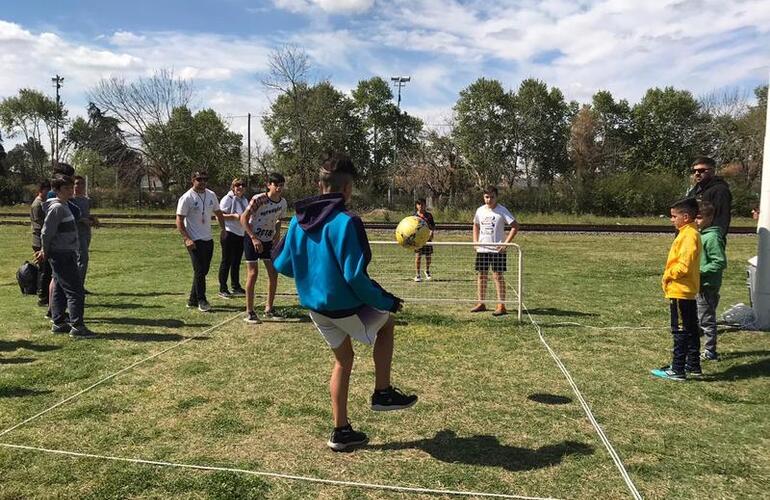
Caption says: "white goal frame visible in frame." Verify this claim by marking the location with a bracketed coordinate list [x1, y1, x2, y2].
[369, 241, 523, 321]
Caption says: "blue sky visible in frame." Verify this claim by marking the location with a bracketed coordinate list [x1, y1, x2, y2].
[2, 0, 769, 145]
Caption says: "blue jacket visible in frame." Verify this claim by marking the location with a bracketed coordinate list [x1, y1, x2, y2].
[272, 193, 400, 317]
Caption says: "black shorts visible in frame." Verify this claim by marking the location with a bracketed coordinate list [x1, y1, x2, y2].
[415, 243, 433, 255]
[475, 252, 507, 273]
[244, 238, 273, 262]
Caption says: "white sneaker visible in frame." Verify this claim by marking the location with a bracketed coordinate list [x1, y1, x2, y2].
[413, 275, 422, 282]
[424, 272, 432, 280]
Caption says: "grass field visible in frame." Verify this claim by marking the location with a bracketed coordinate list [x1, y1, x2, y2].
[0, 225, 768, 499]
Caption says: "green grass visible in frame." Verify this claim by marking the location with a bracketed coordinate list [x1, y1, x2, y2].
[0, 225, 768, 499]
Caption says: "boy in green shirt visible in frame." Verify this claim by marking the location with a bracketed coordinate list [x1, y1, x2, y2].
[696, 201, 727, 361]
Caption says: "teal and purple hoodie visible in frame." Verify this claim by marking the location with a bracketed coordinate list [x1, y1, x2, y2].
[272, 193, 401, 317]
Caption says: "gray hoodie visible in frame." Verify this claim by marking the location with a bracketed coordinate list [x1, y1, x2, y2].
[41, 199, 79, 254]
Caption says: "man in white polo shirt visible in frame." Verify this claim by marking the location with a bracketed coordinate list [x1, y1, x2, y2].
[471, 185, 519, 316]
[176, 170, 226, 312]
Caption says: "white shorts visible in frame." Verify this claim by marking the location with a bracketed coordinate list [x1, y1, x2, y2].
[309, 306, 391, 349]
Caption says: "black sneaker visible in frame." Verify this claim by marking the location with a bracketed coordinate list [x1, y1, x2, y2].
[70, 325, 97, 340]
[231, 287, 246, 296]
[198, 300, 211, 312]
[243, 311, 261, 324]
[327, 423, 368, 451]
[37, 298, 49, 307]
[686, 366, 703, 377]
[263, 308, 282, 319]
[218, 291, 233, 299]
[371, 386, 418, 411]
[51, 323, 71, 334]
[186, 301, 196, 309]
[701, 350, 719, 361]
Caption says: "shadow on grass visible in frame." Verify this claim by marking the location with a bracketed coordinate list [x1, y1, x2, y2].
[0, 357, 36, 365]
[703, 357, 770, 381]
[527, 308, 598, 318]
[96, 332, 211, 342]
[0, 340, 61, 353]
[527, 393, 572, 405]
[87, 303, 163, 310]
[0, 387, 54, 398]
[97, 292, 186, 298]
[719, 350, 770, 360]
[88, 317, 209, 328]
[368, 430, 593, 470]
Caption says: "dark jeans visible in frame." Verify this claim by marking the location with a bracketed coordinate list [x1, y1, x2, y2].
[218, 232, 244, 292]
[78, 230, 91, 286]
[187, 239, 214, 305]
[697, 288, 720, 354]
[48, 251, 85, 327]
[669, 299, 701, 373]
[33, 246, 52, 301]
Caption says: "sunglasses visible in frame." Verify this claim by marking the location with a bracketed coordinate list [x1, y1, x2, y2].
[195, 177, 209, 182]
[233, 183, 244, 187]
[692, 168, 710, 174]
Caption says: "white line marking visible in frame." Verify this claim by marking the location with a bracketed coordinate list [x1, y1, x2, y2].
[517, 295, 643, 500]
[0, 443, 562, 500]
[0, 311, 245, 438]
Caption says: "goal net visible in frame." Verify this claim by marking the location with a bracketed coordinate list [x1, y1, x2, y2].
[267, 241, 523, 321]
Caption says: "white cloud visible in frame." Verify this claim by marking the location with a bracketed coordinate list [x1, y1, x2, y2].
[273, 0, 374, 14]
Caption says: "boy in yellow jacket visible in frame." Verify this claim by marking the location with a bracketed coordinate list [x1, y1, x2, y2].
[651, 198, 702, 381]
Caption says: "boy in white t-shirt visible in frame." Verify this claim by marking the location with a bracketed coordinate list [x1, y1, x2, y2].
[471, 186, 519, 316]
[175, 170, 226, 312]
[240, 172, 288, 323]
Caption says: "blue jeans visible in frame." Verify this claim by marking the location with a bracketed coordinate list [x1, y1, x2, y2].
[48, 251, 85, 327]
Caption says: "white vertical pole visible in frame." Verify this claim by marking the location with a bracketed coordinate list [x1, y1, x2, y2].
[753, 73, 770, 330]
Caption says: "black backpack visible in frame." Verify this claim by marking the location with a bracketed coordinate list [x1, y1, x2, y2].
[16, 261, 38, 295]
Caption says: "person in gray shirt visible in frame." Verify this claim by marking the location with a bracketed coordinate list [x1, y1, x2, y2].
[31, 179, 52, 305]
[71, 176, 99, 290]
[38, 176, 95, 339]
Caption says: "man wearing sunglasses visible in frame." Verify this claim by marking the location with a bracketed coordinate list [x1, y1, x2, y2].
[176, 170, 226, 312]
[685, 156, 732, 239]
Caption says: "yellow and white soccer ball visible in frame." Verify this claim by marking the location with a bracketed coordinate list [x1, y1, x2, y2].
[395, 215, 431, 250]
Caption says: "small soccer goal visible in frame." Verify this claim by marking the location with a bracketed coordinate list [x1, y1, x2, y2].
[368, 241, 523, 321]
[266, 241, 523, 321]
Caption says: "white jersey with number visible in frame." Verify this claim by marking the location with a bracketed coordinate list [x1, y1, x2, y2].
[473, 204, 516, 253]
[248, 194, 287, 242]
[176, 188, 219, 241]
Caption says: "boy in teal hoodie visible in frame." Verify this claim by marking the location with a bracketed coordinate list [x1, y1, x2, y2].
[696, 201, 727, 361]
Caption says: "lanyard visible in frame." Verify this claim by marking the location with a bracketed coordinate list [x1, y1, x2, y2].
[195, 190, 207, 225]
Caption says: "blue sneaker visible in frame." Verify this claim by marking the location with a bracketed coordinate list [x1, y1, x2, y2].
[650, 367, 686, 381]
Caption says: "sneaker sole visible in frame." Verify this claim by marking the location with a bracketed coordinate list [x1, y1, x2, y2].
[650, 370, 686, 381]
[371, 399, 418, 412]
[218, 294, 232, 299]
[243, 317, 262, 324]
[327, 437, 369, 451]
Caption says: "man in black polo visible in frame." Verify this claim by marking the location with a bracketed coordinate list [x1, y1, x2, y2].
[686, 156, 732, 238]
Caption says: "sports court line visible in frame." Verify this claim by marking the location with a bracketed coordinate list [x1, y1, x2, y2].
[0, 311, 245, 439]
[0, 442, 562, 500]
[517, 297, 643, 500]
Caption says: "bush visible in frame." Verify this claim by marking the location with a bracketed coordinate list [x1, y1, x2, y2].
[0, 177, 25, 205]
[588, 171, 686, 216]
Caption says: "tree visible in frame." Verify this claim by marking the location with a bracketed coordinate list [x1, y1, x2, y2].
[5, 137, 49, 182]
[516, 78, 573, 185]
[568, 105, 602, 210]
[398, 130, 466, 205]
[631, 86, 707, 173]
[591, 90, 635, 172]
[87, 69, 193, 190]
[144, 107, 243, 189]
[453, 78, 516, 188]
[0, 88, 66, 171]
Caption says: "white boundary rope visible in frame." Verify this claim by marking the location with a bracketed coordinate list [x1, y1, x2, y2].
[0, 311, 245, 438]
[518, 298, 644, 500]
[0, 443, 560, 500]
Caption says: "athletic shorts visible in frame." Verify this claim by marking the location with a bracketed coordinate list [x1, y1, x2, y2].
[414, 243, 434, 255]
[244, 239, 273, 262]
[475, 252, 507, 273]
[309, 306, 391, 349]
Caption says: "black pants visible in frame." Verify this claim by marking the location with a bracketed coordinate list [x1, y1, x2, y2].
[669, 299, 701, 373]
[218, 232, 244, 292]
[33, 246, 52, 301]
[48, 251, 85, 327]
[187, 239, 214, 305]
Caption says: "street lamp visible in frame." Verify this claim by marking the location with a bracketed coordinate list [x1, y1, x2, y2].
[389, 76, 410, 207]
[51, 75, 64, 167]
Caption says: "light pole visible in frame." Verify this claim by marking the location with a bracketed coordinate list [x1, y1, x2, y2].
[51, 75, 64, 168]
[389, 76, 410, 207]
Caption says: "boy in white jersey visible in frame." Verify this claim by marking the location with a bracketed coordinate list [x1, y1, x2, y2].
[471, 186, 519, 316]
[240, 172, 287, 323]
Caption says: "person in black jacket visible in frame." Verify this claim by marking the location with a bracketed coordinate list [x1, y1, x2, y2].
[685, 156, 732, 238]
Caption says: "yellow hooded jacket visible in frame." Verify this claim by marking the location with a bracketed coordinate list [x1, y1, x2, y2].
[662, 222, 701, 299]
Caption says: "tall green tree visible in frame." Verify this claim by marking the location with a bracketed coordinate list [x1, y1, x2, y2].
[453, 78, 516, 188]
[0, 88, 66, 172]
[516, 78, 574, 185]
[5, 137, 49, 182]
[631, 86, 707, 173]
[144, 107, 243, 190]
[591, 90, 635, 172]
